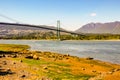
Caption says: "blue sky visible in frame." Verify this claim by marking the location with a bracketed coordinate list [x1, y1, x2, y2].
[0, 0, 120, 31]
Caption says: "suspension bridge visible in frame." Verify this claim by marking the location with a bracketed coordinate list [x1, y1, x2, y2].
[0, 13, 83, 40]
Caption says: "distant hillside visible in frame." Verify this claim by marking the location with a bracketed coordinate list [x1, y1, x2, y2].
[75, 21, 120, 34]
[0, 22, 66, 36]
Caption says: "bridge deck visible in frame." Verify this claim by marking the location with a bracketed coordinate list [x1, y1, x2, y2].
[0, 22, 83, 35]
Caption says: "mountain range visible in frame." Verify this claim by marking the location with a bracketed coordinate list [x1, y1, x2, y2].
[75, 21, 120, 34]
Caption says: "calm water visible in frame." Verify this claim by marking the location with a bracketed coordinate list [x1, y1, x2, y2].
[0, 40, 120, 64]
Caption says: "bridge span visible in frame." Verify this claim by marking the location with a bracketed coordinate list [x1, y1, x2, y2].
[0, 22, 83, 35]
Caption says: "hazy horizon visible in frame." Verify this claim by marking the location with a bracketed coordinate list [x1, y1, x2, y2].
[0, 0, 120, 31]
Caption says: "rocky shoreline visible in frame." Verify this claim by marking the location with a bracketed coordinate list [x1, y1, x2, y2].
[0, 44, 120, 80]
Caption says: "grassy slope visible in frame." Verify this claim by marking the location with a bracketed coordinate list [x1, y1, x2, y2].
[0, 44, 30, 52]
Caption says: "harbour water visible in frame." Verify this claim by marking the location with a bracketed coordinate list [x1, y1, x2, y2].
[0, 40, 120, 64]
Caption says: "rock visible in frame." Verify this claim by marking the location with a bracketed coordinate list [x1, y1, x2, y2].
[0, 55, 3, 58]
[110, 69, 116, 73]
[21, 75, 26, 78]
[82, 68, 85, 70]
[13, 62, 16, 64]
[30, 54, 34, 56]
[92, 70, 96, 73]
[2, 54, 6, 57]
[20, 60, 23, 62]
[86, 57, 94, 60]
[52, 55, 55, 58]
[7, 68, 12, 73]
[0, 68, 12, 74]
[25, 54, 40, 60]
[63, 54, 70, 57]
[0, 54, 6, 58]
[33, 55, 39, 60]
[35, 51, 42, 53]
[114, 68, 120, 72]
[66, 57, 69, 59]
[66, 54, 70, 56]
[7, 55, 12, 57]
[36, 57, 40, 60]
[12, 54, 17, 58]
[3, 63, 7, 65]
[43, 66, 48, 70]
[25, 55, 33, 59]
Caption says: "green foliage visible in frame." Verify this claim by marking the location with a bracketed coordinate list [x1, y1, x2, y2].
[16, 58, 92, 80]
[1, 31, 120, 40]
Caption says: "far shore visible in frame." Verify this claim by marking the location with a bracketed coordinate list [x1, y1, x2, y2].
[1, 39, 120, 41]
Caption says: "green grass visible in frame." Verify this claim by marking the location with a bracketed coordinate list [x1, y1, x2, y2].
[0, 44, 30, 52]
[46, 70, 92, 80]
[22, 58, 51, 65]
[13, 58, 92, 80]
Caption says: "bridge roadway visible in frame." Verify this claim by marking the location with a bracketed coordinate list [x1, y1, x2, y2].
[0, 22, 83, 35]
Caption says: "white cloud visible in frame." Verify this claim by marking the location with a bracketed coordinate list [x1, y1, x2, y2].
[90, 13, 97, 17]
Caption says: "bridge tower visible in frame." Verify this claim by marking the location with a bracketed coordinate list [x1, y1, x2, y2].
[57, 20, 60, 40]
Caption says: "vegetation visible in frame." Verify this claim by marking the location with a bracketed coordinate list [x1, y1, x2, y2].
[0, 44, 30, 52]
[1, 31, 120, 40]
[14, 58, 92, 80]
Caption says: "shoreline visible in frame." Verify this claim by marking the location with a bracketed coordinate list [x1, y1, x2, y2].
[0, 39, 120, 64]
[1, 39, 120, 41]
[0, 44, 120, 80]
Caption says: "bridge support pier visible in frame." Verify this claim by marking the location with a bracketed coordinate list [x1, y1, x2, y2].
[57, 20, 60, 40]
